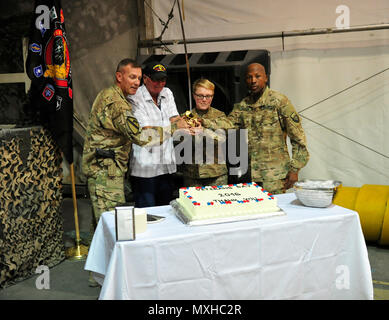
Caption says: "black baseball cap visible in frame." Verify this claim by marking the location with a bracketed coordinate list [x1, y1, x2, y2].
[143, 61, 168, 81]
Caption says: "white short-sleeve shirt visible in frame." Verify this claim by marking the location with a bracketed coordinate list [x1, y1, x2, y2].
[127, 85, 179, 177]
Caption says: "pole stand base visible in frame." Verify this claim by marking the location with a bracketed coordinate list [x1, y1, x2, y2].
[66, 240, 89, 261]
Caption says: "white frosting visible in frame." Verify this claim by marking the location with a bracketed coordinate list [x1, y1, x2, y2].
[177, 182, 279, 221]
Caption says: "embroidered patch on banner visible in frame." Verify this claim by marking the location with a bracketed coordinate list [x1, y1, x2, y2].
[29, 43, 42, 55]
[38, 20, 46, 37]
[33, 65, 43, 78]
[42, 84, 55, 101]
[43, 27, 71, 88]
[56, 96, 63, 110]
[60, 8, 65, 23]
[50, 6, 57, 20]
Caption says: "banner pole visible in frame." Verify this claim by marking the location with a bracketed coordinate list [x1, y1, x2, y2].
[66, 163, 88, 260]
[177, 0, 192, 111]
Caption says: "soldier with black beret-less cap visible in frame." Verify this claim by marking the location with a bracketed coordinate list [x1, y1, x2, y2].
[143, 61, 168, 81]
[127, 60, 184, 208]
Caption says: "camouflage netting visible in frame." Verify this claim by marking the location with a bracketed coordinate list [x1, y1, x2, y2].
[0, 127, 65, 288]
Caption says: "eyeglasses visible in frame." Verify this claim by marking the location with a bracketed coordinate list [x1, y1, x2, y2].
[194, 93, 213, 100]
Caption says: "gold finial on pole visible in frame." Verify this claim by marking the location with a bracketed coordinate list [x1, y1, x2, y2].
[66, 163, 88, 260]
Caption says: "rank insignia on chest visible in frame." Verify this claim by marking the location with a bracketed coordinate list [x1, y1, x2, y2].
[290, 112, 300, 123]
[259, 105, 275, 111]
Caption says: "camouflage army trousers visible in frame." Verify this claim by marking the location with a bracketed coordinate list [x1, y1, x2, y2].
[256, 179, 286, 195]
[88, 171, 126, 230]
[183, 174, 228, 187]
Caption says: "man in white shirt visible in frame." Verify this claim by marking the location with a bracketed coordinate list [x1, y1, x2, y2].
[127, 61, 180, 207]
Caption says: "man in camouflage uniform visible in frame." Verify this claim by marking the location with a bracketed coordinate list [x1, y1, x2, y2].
[202, 63, 309, 194]
[180, 79, 229, 187]
[82, 59, 188, 287]
[82, 59, 187, 228]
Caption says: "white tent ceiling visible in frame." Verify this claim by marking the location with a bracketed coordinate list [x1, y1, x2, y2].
[142, 0, 389, 187]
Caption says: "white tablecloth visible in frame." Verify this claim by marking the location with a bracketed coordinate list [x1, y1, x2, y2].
[84, 193, 373, 300]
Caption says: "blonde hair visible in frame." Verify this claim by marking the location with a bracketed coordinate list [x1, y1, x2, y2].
[192, 78, 215, 93]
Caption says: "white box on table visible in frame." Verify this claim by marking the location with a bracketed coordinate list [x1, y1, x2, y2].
[115, 207, 147, 241]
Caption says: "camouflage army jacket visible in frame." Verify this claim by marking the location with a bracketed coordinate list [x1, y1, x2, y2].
[180, 107, 228, 179]
[202, 87, 309, 181]
[82, 85, 172, 178]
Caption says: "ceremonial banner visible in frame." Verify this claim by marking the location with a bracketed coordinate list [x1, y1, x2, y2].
[26, 0, 73, 164]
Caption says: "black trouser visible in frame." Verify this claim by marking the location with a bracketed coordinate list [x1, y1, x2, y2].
[130, 174, 175, 208]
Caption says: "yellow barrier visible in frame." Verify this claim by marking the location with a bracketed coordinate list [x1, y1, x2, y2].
[355, 185, 389, 242]
[333, 185, 389, 244]
[333, 186, 360, 210]
[379, 197, 389, 245]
